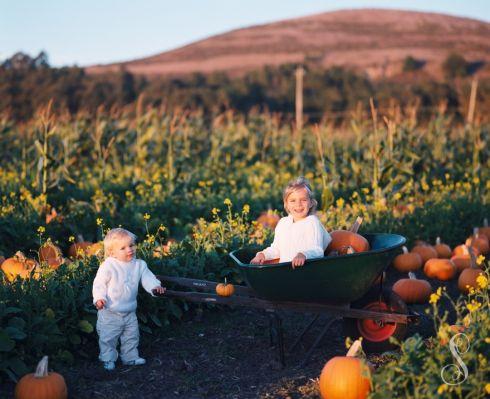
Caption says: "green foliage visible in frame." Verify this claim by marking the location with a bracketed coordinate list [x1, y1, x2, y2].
[443, 53, 469, 79]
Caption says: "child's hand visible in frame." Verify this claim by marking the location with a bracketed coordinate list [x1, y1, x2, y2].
[250, 252, 266, 264]
[291, 253, 306, 268]
[152, 286, 166, 295]
[95, 299, 106, 310]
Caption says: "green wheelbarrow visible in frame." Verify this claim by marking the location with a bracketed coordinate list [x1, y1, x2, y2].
[229, 233, 416, 353]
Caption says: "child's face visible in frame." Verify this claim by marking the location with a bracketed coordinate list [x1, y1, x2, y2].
[109, 236, 136, 262]
[285, 188, 311, 221]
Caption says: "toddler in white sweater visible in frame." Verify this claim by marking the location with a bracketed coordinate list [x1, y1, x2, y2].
[92, 228, 165, 371]
[251, 177, 331, 268]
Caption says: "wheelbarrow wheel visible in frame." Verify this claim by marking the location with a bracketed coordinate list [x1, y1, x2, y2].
[343, 288, 408, 353]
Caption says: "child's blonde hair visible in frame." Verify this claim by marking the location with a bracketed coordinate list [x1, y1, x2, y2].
[103, 228, 137, 258]
[283, 176, 318, 215]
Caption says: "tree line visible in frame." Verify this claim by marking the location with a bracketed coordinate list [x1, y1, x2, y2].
[0, 51, 488, 122]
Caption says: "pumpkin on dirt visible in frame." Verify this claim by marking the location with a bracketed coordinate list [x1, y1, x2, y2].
[216, 278, 235, 297]
[465, 228, 489, 255]
[450, 245, 473, 273]
[458, 249, 484, 294]
[327, 217, 370, 255]
[1, 251, 39, 282]
[411, 244, 438, 263]
[434, 237, 451, 258]
[15, 355, 67, 399]
[319, 339, 371, 399]
[256, 210, 281, 230]
[392, 272, 432, 304]
[424, 258, 456, 281]
[392, 246, 422, 272]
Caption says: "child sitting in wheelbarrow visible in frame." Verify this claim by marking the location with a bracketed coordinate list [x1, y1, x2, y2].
[250, 176, 331, 268]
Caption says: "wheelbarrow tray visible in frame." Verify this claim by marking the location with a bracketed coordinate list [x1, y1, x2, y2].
[229, 233, 405, 303]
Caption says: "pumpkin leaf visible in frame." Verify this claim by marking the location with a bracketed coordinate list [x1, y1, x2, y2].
[6, 357, 28, 377]
[7, 317, 26, 330]
[0, 330, 15, 352]
[57, 350, 74, 364]
[139, 325, 152, 334]
[69, 333, 81, 345]
[149, 313, 162, 327]
[77, 319, 94, 333]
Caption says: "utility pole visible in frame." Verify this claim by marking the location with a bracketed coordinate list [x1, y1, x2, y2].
[295, 65, 304, 133]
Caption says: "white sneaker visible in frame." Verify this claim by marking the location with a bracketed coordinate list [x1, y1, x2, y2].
[122, 357, 146, 366]
[103, 361, 115, 371]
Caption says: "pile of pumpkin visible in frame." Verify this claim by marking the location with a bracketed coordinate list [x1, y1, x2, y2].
[0, 236, 103, 282]
[392, 224, 489, 304]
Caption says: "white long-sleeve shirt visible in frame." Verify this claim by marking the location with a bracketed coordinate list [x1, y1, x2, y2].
[260, 215, 332, 263]
[92, 257, 161, 313]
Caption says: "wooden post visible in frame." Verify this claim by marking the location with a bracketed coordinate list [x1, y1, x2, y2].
[295, 65, 304, 133]
[467, 78, 478, 125]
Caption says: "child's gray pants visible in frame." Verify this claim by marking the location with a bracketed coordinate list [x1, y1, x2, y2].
[96, 308, 140, 363]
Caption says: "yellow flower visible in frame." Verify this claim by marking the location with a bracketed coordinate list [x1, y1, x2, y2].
[158, 224, 166, 231]
[486, 383, 490, 395]
[466, 300, 482, 313]
[393, 192, 402, 200]
[37, 226, 45, 234]
[485, 338, 490, 344]
[69, 236, 75, 242]
[96, 218, 103, 226]
[211, 208, 220, 216]
[143, 213, 151, 220]
[242, 204, 250, 214]
[336, 198, 345, 208]
[429, 293, 440, 304]
[224, 198, 232, 206]
[476, 274, 488, 289]
[476, 255, 485, 266]
[437, 384, 448, 394]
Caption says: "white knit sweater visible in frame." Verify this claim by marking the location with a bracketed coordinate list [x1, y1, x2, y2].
[92, 257, 161, 313]
[260, 215, 331, 263]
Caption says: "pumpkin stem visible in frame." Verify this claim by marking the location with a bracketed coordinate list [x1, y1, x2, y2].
[14, 251, 27, 262]
[402, 246, 408, 254]
[76, 234, 85, 243]
[473, 227, 478, 236]
[34, 356, 49, 378]
[346, 339, 362, 357]
[484, 218, 488, 228]
[349, 216, 363, 233]
[468, 247, 477, 269]
[436, 237, 441, 245]
[224, 277, 227, 286]
[462, 245, 469, 256]
[408, 272, 416, 279]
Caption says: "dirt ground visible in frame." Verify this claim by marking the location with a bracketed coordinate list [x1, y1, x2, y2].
[3, 269, 445, 399]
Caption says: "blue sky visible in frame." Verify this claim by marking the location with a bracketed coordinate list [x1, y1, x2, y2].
[1, 0, 489, 67]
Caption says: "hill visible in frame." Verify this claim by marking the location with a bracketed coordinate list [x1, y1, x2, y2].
[86, 8, 490, 79]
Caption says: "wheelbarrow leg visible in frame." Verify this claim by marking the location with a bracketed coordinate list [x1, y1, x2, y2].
[297, 316, 340, 368]
[267, 311, 285, 367]
[288, 314, 320, 353]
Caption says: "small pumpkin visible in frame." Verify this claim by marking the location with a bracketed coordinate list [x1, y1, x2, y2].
[1, 251, 39, 282]
[319, 339, 371, 399]
[411, 244, 438, 263]
[392, 246, 422, 272]
[424, 258, 456, 281]
[434, 237, 451, 259]
[15, 355, 67, 399]
[256, 210, 281, 230]
[39, 242, 62, 262]
[392, 272, 432, 304]
[450, 245, 472, 273]
[465, 228, 489, 255]
[153, 239, 177, 258]
[68, 235, 95, 259]
[458, 249, 484, 294]
[453, 244, 480, 257]
[216, 278, 235, 297]
[327, 216, 370, 254]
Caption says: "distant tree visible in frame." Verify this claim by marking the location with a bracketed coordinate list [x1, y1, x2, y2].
[442, 53, 469, 79]
[403, 55, 423, 72]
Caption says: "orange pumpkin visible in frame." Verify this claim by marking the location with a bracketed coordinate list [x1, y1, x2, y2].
[424, 258, 456, 281]
[1, 252, 39, 282]
[39, 242, 62, 262]
[256, 210, 281, 230]
[392, 272, 432, 304]
[434, 237, 451, 258]
[216, 278, 235, 297]
[68, 238, 94, 259]
[411, 244, 438, 263]
[153, 239, 177, 258]
[15, 356, 67, 399]
[319, 339, 371, 399]
[450, 245, 472, 273]
[392, 246, 422, 272]
[327, 217, 370, 254]
[465, 228, 489, 255]
[453, 244, 480, 257]
[86, 241, 104, 257]
[458, 250, 484, 294]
